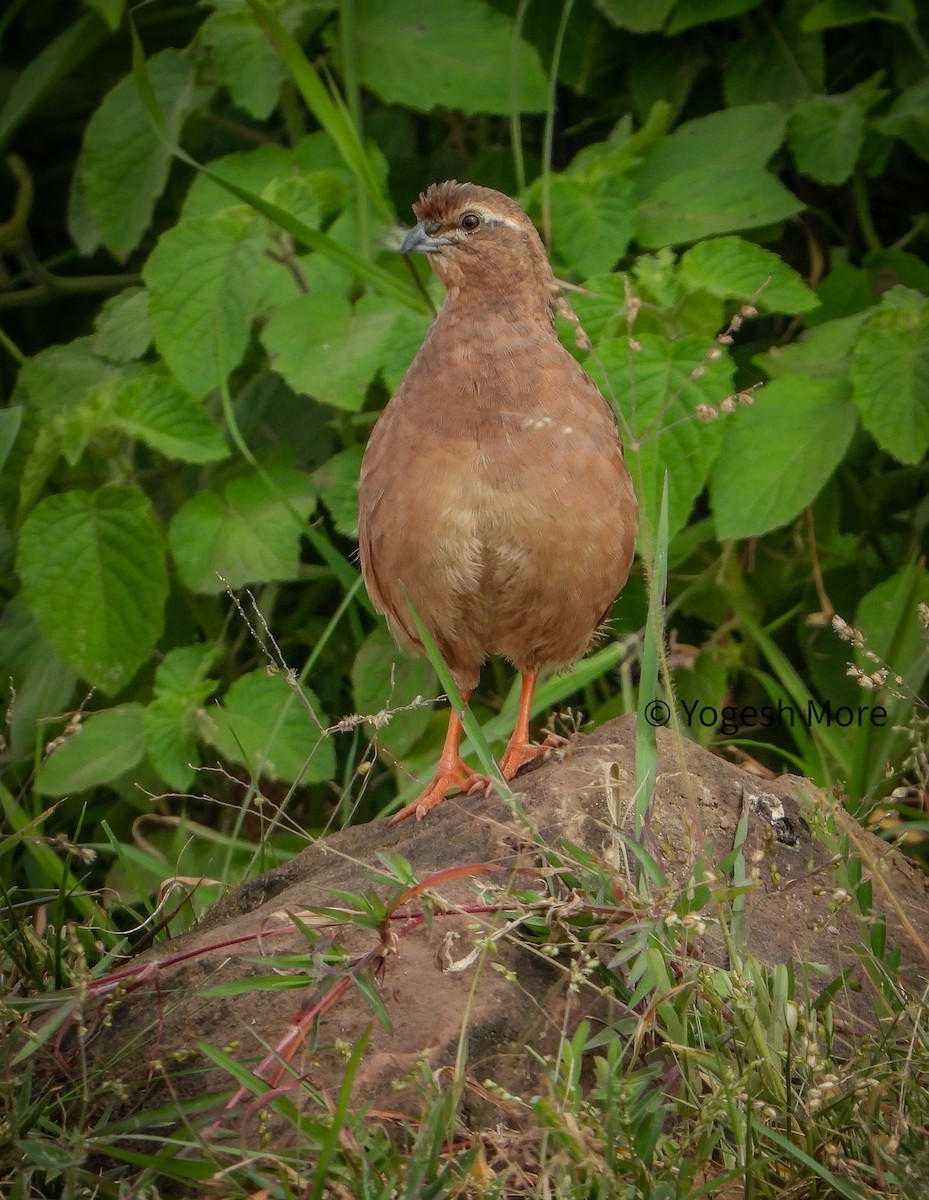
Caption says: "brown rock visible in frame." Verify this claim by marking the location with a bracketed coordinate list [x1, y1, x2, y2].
[87, 715, 929, 1135]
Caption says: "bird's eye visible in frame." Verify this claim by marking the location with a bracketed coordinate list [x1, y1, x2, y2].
[460, 212, 482, 232]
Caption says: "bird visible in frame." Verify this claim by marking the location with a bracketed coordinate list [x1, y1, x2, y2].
[358, 181, 638, 825]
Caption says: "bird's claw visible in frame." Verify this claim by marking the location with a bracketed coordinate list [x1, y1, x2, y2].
[388, 760, 488, 826]
[498, 731, 570, 780]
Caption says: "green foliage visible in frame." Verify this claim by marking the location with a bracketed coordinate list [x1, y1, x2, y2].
[0, 0, 924, 874]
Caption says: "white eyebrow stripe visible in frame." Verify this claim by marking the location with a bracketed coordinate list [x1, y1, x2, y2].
[467, 207, 525, 232]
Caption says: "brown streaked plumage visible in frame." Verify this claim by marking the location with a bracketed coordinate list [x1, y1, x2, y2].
[358, 181, 638, 824]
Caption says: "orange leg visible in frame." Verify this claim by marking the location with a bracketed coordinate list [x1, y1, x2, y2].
[498, 670, 565, 780]
[388, 692, 485, 825]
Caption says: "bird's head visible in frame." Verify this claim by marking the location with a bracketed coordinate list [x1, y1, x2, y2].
[401, 180, 555, 305]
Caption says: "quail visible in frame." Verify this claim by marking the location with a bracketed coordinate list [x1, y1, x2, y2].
[358, 181, 638, 824]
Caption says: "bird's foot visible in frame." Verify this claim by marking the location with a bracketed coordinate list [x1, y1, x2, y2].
[499, 732, 570, 780]
[387, 758, 487, 826]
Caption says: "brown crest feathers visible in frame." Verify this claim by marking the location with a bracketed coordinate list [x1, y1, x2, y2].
[413, 180, 529, 228]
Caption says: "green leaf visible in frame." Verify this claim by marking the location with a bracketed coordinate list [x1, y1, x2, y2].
[201, 669, 335, 784]
[198, 6, 291, 120]
[678, 236, 818, 313]
[598, 334, 730, 541]
[668, 0, 763, 35]
[182, 145, 298, 221]
[13, 338, 125, 411]
[143, 211, 264, 399]
[636, 104, 787, 188]
[112, 375, 229, 463]
[312, 444, 364, 538]
[145, 645, 220, 790]
[711, 377, 858, 540]
[801, 0, 888, 31]
[17, 487, 168, 694]
[850, 287, 929, 465]
[634, 106, 800, 246]
[0, 598, 77, 762]
[262, 292, 398, 410]
[635, 164, 802, 248]
[756, 312, 868, 379]
[875, 78, 929, 162]
[546, 175, 636, 277]
[353, 0, 549, 115]
[77, 50, 199, 260]
[35, 705, 146, 796]
[595, 0, 674, 32]
[92, 288, 153, 363]
[352, 627, 439, 760]
[168, 464, 316, 593]
[788, 92, 866, 184]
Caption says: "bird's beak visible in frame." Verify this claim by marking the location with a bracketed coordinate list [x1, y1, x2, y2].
[400, 221, 450, 254]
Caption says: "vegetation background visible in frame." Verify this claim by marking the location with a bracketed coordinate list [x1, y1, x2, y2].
[1, 0, 928, 1195]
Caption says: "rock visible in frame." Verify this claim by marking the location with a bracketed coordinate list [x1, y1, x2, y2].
[89, 715, 929, 1133]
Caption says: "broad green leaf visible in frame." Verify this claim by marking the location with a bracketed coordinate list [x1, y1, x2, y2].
[724, 26, 825, 111]
[201, 669, 335, 783]
[112, 375, 229, 463]
[595, 0, 674, 32]
[668, 0, 762, 34]
[850, 287, 929, 465]
[352, 627, 439, 760]
[875, 79, 929, 162]
[546, 174, 636, 277]
[598, 334, 730, 540]
[711, 377, 857, 540]
[182, 145, 297, 220]
[154, 643, 222, 697]
[262, 292, 398, 410]
[788, 92, 866, 184]
[169, 464, 316, 593]
[13, 338, 125, 411]
[562, 273, 629, 346]
[0, 597, 77, 762]
[353, 0, 549, 115]
[17, 487, 169, 694]
[678, 236, 818, 314]
[801, 0, 890, 30]
[756, 312, 868, 379]
[144, 212, 264, 399]
[78, 50, 199, 260]
[92, 289, 153, 363]
[35, 705, 146, 796]
[198, 5, 293, 120]
[636, 104, 787, 190]
[312, 445, 364, 538]
[635, 164, 802, 248]
[145, 644, 221, 790]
